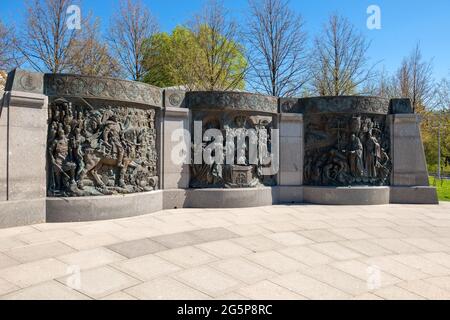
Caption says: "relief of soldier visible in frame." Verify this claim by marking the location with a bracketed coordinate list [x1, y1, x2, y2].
[47, 98, 159, 197]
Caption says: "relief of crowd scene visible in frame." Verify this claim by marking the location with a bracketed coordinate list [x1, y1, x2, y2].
[304, 114, 391, 186]
[47, 99, 159, 196]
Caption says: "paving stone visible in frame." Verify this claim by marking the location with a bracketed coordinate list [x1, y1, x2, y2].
[113, 254, 182, 281]
[0, 278, 19, 296]
[156, 246, 217, 268]
[0, 252, 19, 270]
[328, 228, 372, 240]
[363, 256, 428, 281]
[402, 238, 449, 252]
[391, 254, 450, 276]
[232, 236, 282, 253]
[18, 229, 79, 244]
[5, 241, 75, 263]
[57, 266, 140, 299]
[421, 252, 450, 269]
[237, 280, 305, 300]
[279, 246, 333, 266]
[101, 291, 137, 300]
[271, 272, 351, 300]
[151, 232, 204, 249]
[174, 266, 241, 297]
[1, 280, 90, 300]
[0, 258, 69, 288]
[61, 233, 122, 251]
[188, 228, 239, 242]
[303, 265, 369, 296]
[246, 251, 305, 274]
[125, 277, 210, 300]
[211, 258, 276, 284]
[397, 280, 450, 300]
[57, 247, 126, 270]
[332, 260, 402, 287]
[425, 276, 450, 292]
[374, 286, 425, 300]
[0, 238, 28, 252]
[297, 229, 345, 242]
[266, 232, 313, 246]
[340, 240, 393, 257]
[196, 240, 253, 258]
[107, 238, 168, 259]
[309, 242, 362, 260]
[371, 238, 423, 254]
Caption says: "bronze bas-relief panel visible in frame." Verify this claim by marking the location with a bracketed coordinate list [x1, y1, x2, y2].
[47, 98, 159, 197]
[304, 113, 391, 186]
[190, 110, 276, 188]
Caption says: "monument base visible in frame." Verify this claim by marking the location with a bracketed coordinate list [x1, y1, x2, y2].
[0, 185, 439, 226]
[0, 199, 46, 228]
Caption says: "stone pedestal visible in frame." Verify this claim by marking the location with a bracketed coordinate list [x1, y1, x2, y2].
[278, 113, 303, 186]
[162, 91, 190, 191]
[391, 114, 429, 186]
[0, 90, 47, 228]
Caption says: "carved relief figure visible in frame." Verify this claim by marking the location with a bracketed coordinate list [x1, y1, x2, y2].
[47, 98, 159, 197]
[190, 112, 275, 188]
[304, 113, 391, 186]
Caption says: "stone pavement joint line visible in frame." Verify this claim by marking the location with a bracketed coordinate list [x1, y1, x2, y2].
[1, 204, 450, 300]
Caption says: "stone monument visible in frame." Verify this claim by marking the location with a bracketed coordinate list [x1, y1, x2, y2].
[0, 69, 438, 229]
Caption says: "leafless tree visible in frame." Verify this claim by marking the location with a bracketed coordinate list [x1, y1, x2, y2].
[107, 0, 158, 81]
[189, 0, 247, 91]
[245, 0, 308, 97]
[393, 43, 434, 113]
[0, 20, 19, 71]
[311, 14, 375, 96]
[16, 0, 85, 73]
[66, 17, 121, 77]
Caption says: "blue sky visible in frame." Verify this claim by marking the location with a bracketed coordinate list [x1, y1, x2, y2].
[2, 0, 450, 80]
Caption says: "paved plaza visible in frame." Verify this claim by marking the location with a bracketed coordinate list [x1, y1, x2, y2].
[1, 203, 450, 300]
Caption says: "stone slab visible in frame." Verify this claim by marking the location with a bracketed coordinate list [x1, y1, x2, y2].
[303, 186, 390, 205]
[185, 187, 276, 208]
[390, 186, 438, 204]
[0, 198, 46, 229]
[46, 191, 163, 222]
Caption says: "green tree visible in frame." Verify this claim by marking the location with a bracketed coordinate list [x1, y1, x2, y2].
[143, 26, 197, 88]
[143, 1, 247, 91]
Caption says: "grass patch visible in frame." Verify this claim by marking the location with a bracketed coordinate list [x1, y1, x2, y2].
[429, 177, 450, 202]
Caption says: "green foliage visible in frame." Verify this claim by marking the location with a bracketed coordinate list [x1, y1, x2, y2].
[142, 25, 247, 90]
[429, 177, 450, 202]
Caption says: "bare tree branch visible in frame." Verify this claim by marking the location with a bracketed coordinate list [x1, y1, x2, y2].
[15, 0, 85, 73]
[311, 14, 375, 96]
[245, 0, 308, 97]
[106, 0, 158, 81]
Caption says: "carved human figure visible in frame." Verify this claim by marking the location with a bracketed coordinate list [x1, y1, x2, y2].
[364, 131, 381, 178]
[48, 126, 75, 193]
[102, 115, 125, 167]
[348, 134, 364, 177]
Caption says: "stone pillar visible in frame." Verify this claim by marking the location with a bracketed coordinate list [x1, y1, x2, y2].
[162, 90, 190, 190]
[0, 92, 7, 201]
[0, 71, 48, 227]
[278, 113, 303, 185]
[391, 114, 429, 186]
[277, 113, 304, 203]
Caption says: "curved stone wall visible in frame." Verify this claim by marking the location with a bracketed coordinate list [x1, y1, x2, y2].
[0, 69, 438, 227]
